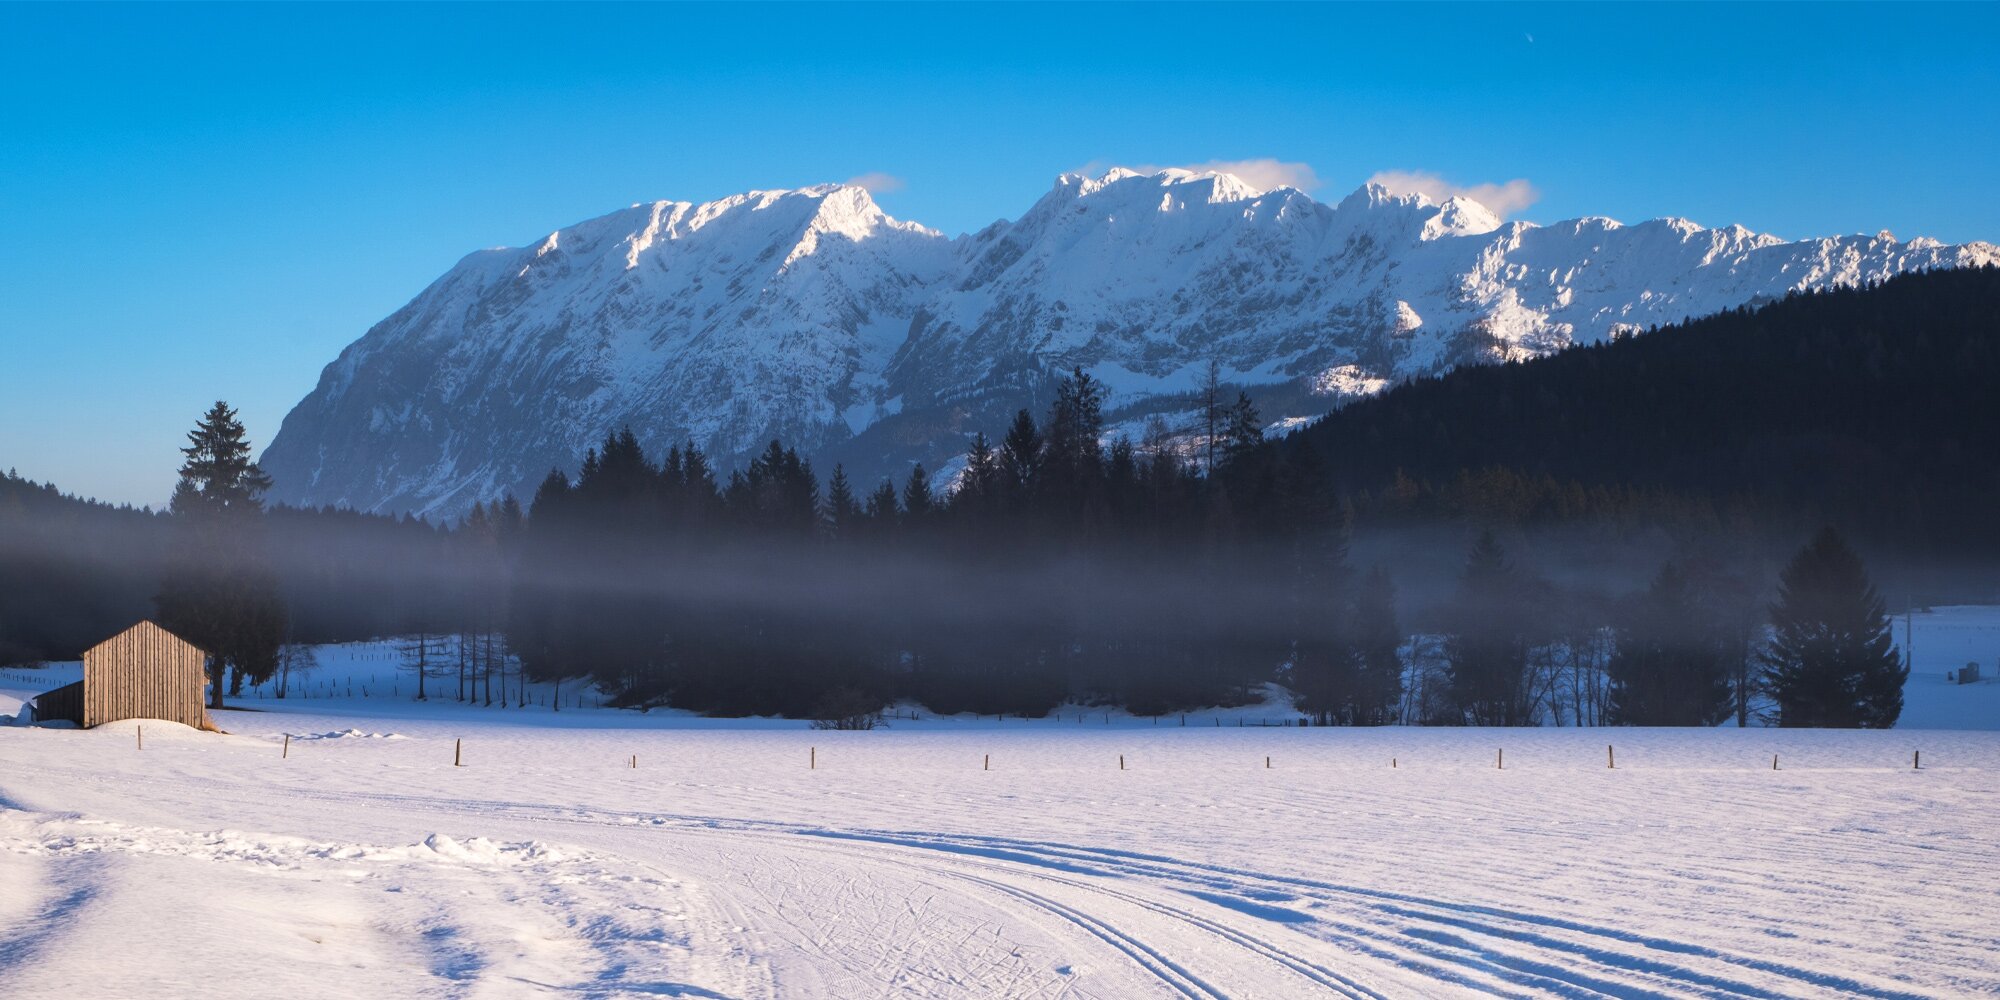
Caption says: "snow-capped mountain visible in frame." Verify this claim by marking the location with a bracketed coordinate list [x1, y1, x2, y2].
[260, 168, 1999, 518]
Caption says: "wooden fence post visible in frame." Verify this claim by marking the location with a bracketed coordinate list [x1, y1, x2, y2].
[283, 734, 290, 759]
[811, 746, 816, 770]
[1607, 744, 1615, 769]
[1914, 750, 1921, 770]
[1496, 747, 1503, 770]
[1119, 754, 1125, 771]
[454, 738, 463, 767]
[137, 725, 143, 750]
[984, 754, 989, 771]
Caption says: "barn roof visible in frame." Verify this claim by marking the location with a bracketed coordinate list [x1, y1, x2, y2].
[83, 620, 206, 660]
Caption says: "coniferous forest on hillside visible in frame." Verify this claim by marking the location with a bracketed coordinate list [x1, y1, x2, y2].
[2, 267, 1994, 724]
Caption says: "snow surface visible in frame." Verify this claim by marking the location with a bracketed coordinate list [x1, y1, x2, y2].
[1893, 605, 2000, 732]
[2, 613, 1998, 996]
[258, 168, 2000, 519]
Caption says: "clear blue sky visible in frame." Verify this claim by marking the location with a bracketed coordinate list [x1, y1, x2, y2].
[3, 2, 1996, 508]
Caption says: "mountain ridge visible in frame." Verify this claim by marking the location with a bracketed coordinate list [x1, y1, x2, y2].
[260, 168, 1999, 518]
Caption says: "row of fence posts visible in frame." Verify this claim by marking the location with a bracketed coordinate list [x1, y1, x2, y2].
[933, 712, 1313, 726]
[253, 741, 1924, 772]
[248, 679, 603, 710]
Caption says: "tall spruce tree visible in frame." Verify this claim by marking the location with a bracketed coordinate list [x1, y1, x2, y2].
[1000, 409, 1042, 499]
[865, 479, 900, 527]
[823, 464, 861, 539]
[1220, 391, 1263, 464]
[156, 401, 287, 709]
[1443, 532, 1539, 726]
[1607, 562, 1732, 726]
[1199, 359, 1223, 474]
[1042, 370, 1105, 487]
[1350, 565, 1403, 725]
[901, 464, 935, 523]
[957, 433, 1001, 508]
[1760, 528, 1906, 727]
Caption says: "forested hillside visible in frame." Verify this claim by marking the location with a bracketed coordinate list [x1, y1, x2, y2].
[0, 471, 474, 664]
[1287, 266, 2000, 578]
[4, 268, 1995, 722]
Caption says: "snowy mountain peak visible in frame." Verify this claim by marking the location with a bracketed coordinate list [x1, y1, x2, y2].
[261, 174, 2000, 519]
[1424, 196, 1504, 239]
[1338, 181, 1429, 212]
[1052, 167, 1271, 205]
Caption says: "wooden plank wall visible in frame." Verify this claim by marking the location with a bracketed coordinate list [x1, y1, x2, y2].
[32, 681, 84, 726]
[82, 622, 209, 729]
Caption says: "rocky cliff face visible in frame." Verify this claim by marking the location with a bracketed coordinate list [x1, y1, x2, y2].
[260, 168, 1998, 518]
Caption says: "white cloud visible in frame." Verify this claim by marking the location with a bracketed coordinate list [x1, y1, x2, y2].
[844, 172, 906, 194]
[1366, 169, 1542, 219]
[1073, 158, 1321, 193]
[1172, 158, 1321, 193]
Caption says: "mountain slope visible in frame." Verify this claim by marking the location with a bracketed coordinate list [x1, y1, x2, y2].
[261, 168, 1999, 518]
[1284, 265, 2000, 568]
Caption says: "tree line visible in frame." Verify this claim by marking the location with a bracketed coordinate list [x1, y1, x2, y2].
[8, 269, 1979, 727]
[48, 380, 1904, 727]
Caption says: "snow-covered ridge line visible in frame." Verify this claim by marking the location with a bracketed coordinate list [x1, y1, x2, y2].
[260, 168, 2000, 519]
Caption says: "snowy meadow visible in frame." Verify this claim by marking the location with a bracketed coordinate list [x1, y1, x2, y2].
[1, 610, 1997, 998]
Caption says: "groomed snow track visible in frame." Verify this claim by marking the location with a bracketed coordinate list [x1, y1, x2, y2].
[2, 710, 1996, 998]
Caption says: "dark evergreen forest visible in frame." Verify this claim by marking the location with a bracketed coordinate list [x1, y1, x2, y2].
[2, 267, 1993, 722]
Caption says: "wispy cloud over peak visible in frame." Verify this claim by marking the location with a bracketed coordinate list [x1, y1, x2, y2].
[1366, 169, 1541, 219]
[1172, 158, 1321, 193]
[1074, 158, 1321, 194]
[844, 172, 906, 194]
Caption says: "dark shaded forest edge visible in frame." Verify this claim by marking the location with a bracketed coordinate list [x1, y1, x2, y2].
[3, 267, 1994, 724]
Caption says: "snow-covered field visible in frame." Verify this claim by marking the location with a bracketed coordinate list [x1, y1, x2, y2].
[1, 609, 1997, 997]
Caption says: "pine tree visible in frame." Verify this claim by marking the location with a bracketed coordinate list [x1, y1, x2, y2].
[901, 464, 935, 523]
[1000, 408, 1042, 497]
[957, 433, 1001, 507]
[865, 479, 900, 526]
[1220, 391, 1263, 463]
[496, 494, 524, 537]
[1760, 528, 1906, 727]
[1351, 565, 1403, 724]
[1607, 562, 1732, 726]
[1443, 532, 1538, 726]
[1199, 358, 1223, 474]
[170, 401, 272, 516]
[823, 464, 861, 539]
[739, 441, 818, 535]
[1045, 368, 1106, 479]
[155, 402, 287, 709]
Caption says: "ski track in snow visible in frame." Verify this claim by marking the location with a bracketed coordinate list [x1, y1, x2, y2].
[4, 610, 1999, 997]
[1, 714, 1996, 999]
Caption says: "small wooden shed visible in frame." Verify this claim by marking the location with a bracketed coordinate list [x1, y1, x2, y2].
[32, 621, 211, 730]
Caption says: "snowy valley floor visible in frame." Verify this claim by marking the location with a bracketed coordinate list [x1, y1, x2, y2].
[5, 605, 2000, 998]
[1, 707, 1996, 999]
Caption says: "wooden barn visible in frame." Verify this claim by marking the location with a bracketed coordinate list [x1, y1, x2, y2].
[31, 621, 211, 730]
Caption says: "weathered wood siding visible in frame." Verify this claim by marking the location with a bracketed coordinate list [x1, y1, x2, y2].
[32, 680, 84, 726]
[80, 621, 209, 729]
